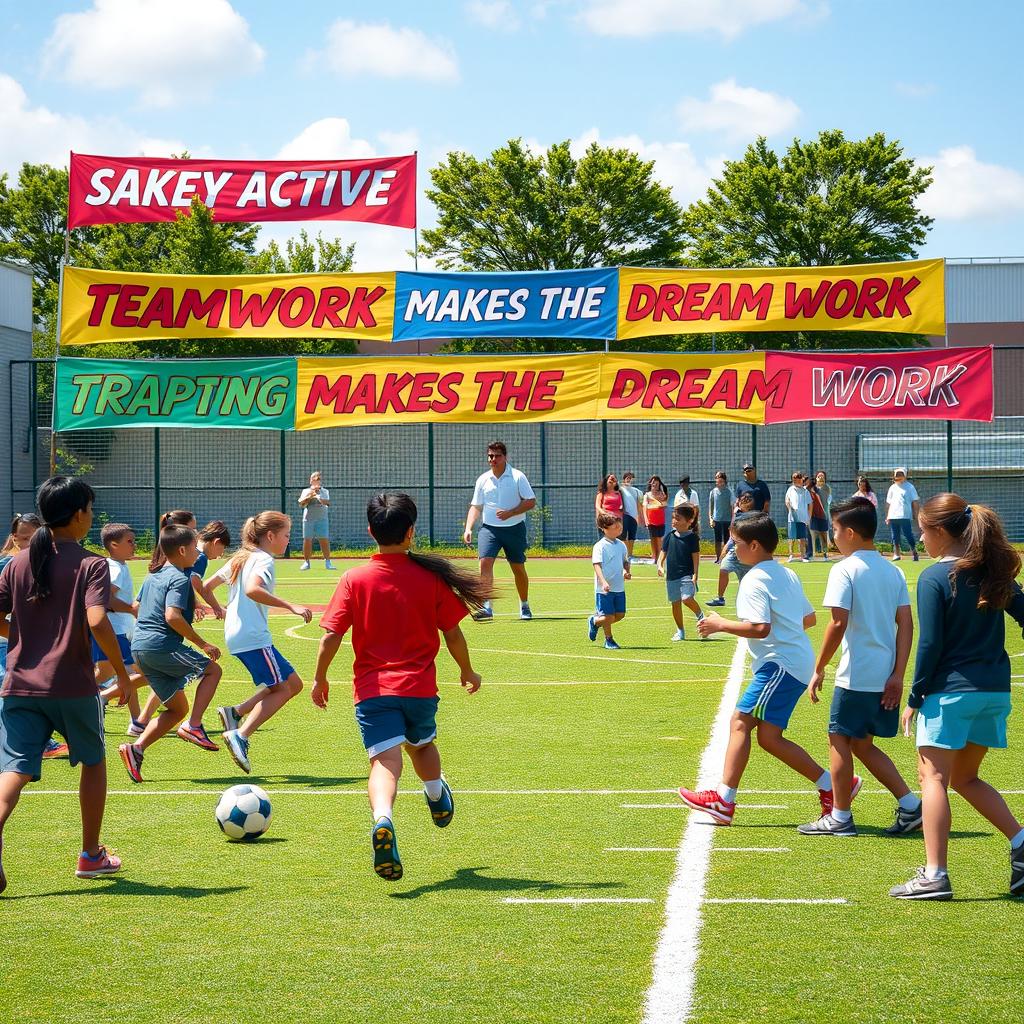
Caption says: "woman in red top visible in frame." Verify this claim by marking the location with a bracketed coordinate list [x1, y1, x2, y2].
[643, 475, 669, 563]
[595, 474, 624, 524]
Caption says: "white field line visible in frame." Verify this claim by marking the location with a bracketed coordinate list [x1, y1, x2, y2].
[642, 636, 748, 1024]
[504, 897, 654, 905]
[704, 898, 848, 906]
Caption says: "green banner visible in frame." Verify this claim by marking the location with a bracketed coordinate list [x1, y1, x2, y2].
[55, 357, 296, 430]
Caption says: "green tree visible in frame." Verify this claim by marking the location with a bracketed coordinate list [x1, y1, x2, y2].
[248, 228, 355, 275]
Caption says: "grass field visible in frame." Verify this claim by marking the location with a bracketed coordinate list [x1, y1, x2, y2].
[2, 554, 1022, 1024]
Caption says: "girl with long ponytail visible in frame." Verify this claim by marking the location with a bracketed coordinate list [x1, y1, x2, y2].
[890, 493, 1024, 901]
[312, 492, 493, 882]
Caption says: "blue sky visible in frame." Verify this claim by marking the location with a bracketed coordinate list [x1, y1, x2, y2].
[2, 0, 1022, 270]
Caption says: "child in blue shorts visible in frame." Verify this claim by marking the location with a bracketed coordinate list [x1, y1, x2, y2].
[890, 494, 1024, 901]
[657, 504, 703, 641]
[588, 511, 631, 650]
[679, 513, 837, 825]
[205, 512, 311, 775]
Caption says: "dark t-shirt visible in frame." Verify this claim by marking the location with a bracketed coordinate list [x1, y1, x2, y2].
[132, 564, 194, 653]
[663, 529, 699, 581]
[0, 542, 110, 699]
[735, 479, 771, 511]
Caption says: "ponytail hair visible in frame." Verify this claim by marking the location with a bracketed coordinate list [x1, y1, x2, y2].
[919, 493, 1022, 610]
[226, 511, 291, 585]
[367, 492, 494, 612]
[29, 477, 96, 602]
[148, 509, 196, 572]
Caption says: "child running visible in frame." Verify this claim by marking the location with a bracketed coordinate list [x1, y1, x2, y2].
[890, 494, 1024, 901]
[119, 526, 223, 782]
[0, 478, 131, 892]
[312, 492, 491, 882]
[657, 503, 703, 641]
[799, 497, 920, 837]
[679, 513, 845, 824]
[205, 512, 310, 774]
[588, 511, 631, 650]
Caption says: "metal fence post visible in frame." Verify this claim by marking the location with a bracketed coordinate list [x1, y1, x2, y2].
[153, 428, 161, 533]
[750, 424, 757, 469]
[30, 362, 38, 495]
[539, 421, 547, 547]
[946, 420, 954, 493]
[808, 420, 815, 474]
[601, 419, 608, 478]
[427, 422, 435, 546]
[279, 430, 287, 513]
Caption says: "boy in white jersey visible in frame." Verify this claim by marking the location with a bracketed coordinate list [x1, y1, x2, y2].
[588, 512, 631, 650]
[679, 513, 855, 825]
[798, 497, 922, 837]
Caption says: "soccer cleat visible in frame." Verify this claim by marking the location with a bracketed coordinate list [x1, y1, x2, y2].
[797, 813, 857, 836]
[126, 719, 146, 738]
[706, 597, 726, 607]
[223, 729, 251, 774]
[1011, 844, 1024, 897]
[604, 638, 621, 650]
[473, 607, 494, 622]
[587, 615, 599, 642]
[75, 846, 122, 879]
[425, 779, 455, 828]
[372, 818, 403, 881]
[883, 803, 924, 836]
[677, 787, 735, 825]
[519, 603, 533, 620]
[671, 629, 685, 642]
[42, 739, 69, 759]
[299, 561, 311, 571]
[176, 723, 219, 751]
[118, 743, 144, 784]
[889, 867, 953, 900]
[819, 775, 862, 817]
[218, 705, 241, 734]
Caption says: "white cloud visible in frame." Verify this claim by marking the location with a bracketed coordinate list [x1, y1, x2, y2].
[677, 78, 800, 140]
[920, 146, 1024, 222]
[466, 1, 521, 30]
[43, 0, 264, 108]
[276, 119, 377, 161]
[317, 20, 458, 82]
[578, 0, 821, 39]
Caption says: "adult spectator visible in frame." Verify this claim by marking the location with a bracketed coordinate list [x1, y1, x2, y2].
[853, 475, 878, 507]
[814, 470, 833, 549]
[464, 441, 536, 620]
[672, 476, 699, 509]
[707, 471, 734, 562]
[735, 463, 771, 513]
[643, 475, 669, 565]
[785, 471, 812, 562]
[620, 472, 646, 562]
[885, 467, 920, 562]
[595, 474, 624, 523]
[808, 473, 830, 560]
[298, 471, 334, 571]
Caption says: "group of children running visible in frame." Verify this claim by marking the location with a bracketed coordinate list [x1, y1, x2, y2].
[1, 476, 1022, 901]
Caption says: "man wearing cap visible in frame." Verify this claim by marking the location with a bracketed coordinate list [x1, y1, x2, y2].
[672, 476, 699, 509]
[735, 464, 771, 514]
[885, 468, 920, 561]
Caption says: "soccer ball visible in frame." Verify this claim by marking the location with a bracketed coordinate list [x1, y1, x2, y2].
[215, 784, 272, 841]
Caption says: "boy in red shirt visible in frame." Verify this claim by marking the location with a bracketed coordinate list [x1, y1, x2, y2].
[313, 492, 491, 882]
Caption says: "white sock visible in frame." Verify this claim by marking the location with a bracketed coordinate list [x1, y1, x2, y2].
[484, 600, 493, 612]
[371, 803, 393, 823]
[717, 784, 737, 802]
[520, 600, 528, 609]
[831, 808, 852, 823]
[1010, 827, 1024, 850]
[924, 865, 948, 880]
[815, 771, 832, 791]
[898, 793, 922, 812]
[423, 778, 444, 801]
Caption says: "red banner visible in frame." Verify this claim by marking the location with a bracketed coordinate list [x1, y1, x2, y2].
[68, 153, 417, 229]
[764, 347, 993, 423]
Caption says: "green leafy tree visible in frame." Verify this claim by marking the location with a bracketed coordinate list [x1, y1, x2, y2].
[248, 229, 355, 275]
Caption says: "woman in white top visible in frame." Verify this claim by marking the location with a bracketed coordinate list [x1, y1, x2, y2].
[298, 471, 334, 571]
[885, 468, 920, 561]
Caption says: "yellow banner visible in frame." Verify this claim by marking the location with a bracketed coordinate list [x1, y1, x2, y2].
[61, 267, 395, 345]
[616, 258, 945, 339]
[296, 355, 600, 429]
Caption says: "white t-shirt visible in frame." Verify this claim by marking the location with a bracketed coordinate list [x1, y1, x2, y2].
[300, 486, 330, 522]
[620, 485, 641, 519]
[673, 488, 699, 508]
[885, 481, 919, 519]
[106, 558, 135, 638]
[823, 550, 911, 692]
[785, 485, 812, 524]
[212, 550, 275, 654]
[736, 561, 815, 683]
[472, 466, 536, 527]
[592, 536, 628, 593]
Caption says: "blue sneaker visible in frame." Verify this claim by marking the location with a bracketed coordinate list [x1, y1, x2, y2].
[372, 817, 403, 881]
[473, 606, 493, 621]
[223, 729, 251, 774]
[425, 779, 455, 828]
[604, 638, 621, 650]
[706, 597, 726, 607]
[587, 615, 598, 642]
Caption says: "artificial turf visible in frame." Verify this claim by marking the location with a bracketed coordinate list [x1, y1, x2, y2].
[1, 554, 1020, 1024]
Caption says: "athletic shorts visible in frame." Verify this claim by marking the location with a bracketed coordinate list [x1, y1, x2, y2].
[787, 521, 808, 540]
[131, 647, 211, 704]
[829, 687, 898, 740]
[235, 646, 295, 689]
[810, 516, 829, 533]
[647, 523, 665, 539]
[621, 514, 638, 541]
[666, 576, 696, 602]
[478, 521, 528, 564]
[713, 521, 731, 545]
[354, 695, 439, 759]
[302, 518, 329, 540]
[596, 591, 626, 616]
[736, 662, 807, 730]
[916, 691, 1011, 750]
[720, 546, 749, 579]
[0, 694, 105, 780]
[91, 632, 136, 667]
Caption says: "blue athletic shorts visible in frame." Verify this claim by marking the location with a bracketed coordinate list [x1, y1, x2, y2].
[0, 694, 106, 780]
[354, 695, 439, 759]
[302, 518, 329, 540]
[478, 522, 528, 564]
[829, 687, 898, 739]
[621, 514, 638, 541]
[787, 521, 808, 540]
[667, 576, 696, 602]
[131, 647, 211, 704]
[713, 521, 731, 545]
[720, 546, 749, 579]
[647, 523, 665, 539]
[91, 632, 135, 667]
[596, 591, 626, 615]
[916, 691, 1011, 750]
[235, 646, 295, 688]
[736, 662, 807, 730]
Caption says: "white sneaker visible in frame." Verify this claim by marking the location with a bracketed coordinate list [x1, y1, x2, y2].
[325, 560, 336, 570]
[299, 561, 311, 571]
[671, 629, 685, 642]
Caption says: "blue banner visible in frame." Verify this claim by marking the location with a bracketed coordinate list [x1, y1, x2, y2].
[393, 268, 618, 341]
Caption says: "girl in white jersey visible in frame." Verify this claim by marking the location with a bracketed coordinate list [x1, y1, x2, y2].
[205, 512, 312, 775]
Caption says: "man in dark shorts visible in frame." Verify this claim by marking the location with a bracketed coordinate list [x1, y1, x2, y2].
[735, 463, 771, 513]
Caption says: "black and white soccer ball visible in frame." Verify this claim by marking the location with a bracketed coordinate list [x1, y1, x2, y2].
[215, 784, 272, 841]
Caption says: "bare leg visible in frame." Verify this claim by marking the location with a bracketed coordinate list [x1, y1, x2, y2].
[756, 721, 826, 784]
[79, 760, 108, 856]
[682, 596, 702, 619]
[239, 676, 302, 738]
[625, 538, 635, 559]
[509, 562, 529, 602]
[829, 733, 855, 811]
[368, 747, 403, 820]
[318, 537, 331, 562]
[139, 690, 161, 725]
[950, 743, 1022, 840]
[650, 535, 662, 563]
[406, 741, 442, 783]
[188, 663, 223, 727]
[96, 661, 142, 719]
[478, 556, 496, 594]
[851, 736, 913, 799]
[721, 712, 755, 789]
[918, 746, 954, 870]
[670, 600, 684, 630]
[0, 770, 31, 893]
[717, 569, 729, 600]
[136, 689, 188, 751]
[302, 538, 313, 563]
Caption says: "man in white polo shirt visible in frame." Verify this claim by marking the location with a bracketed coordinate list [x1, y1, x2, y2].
[463, 441, 536, 620]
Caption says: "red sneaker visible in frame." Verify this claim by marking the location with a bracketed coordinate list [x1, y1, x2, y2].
[176, 723, 219, 751]
[42, 741, 70, 759]
[76, 846, 122, 879]
[118, 743, 144, 784]
[819, 775, 862, 816]
[678, 787, 735, 825]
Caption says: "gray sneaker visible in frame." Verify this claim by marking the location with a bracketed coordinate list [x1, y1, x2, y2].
[798, 813, 857, 837]
[520, 603, 533, 620]
[1011, 844, 1024, 897]
[883, 803, 924, 836]
[223, 729, 251, 775]
[889, 867, 953, 900]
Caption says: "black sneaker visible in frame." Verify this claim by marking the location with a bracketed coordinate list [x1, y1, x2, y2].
[1011, 844, 1024, 897]
[889, 867, 953, 900]
[797, 813, 857, 836]
[883, 804, 924, 836]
